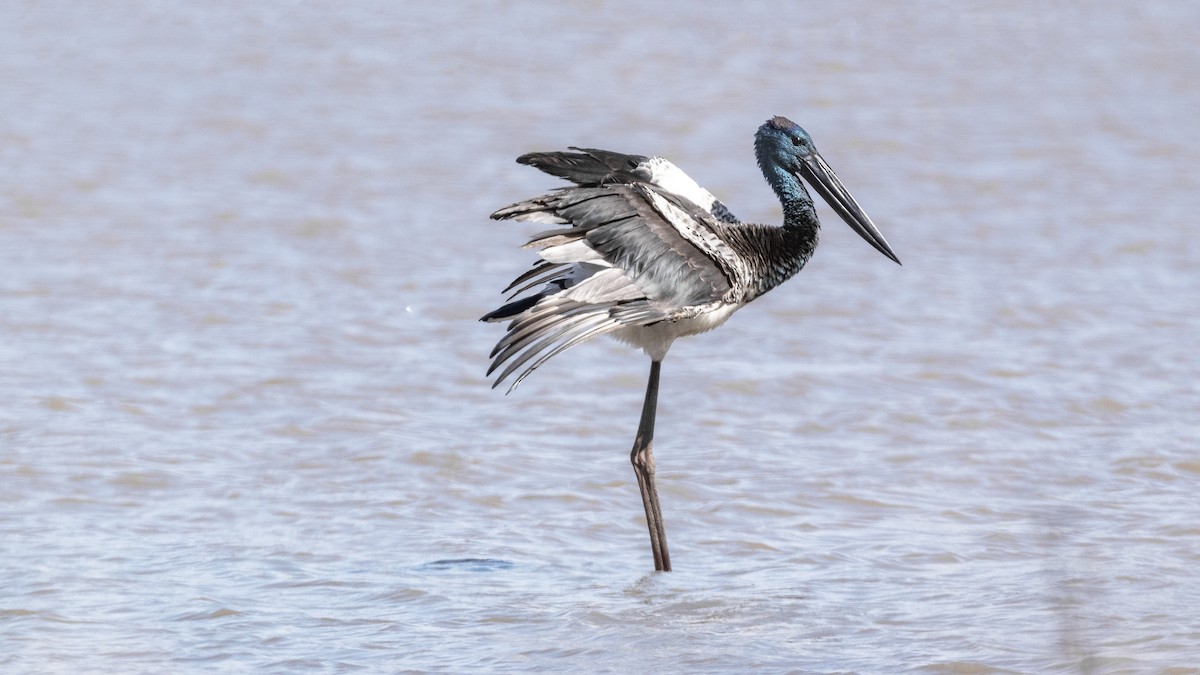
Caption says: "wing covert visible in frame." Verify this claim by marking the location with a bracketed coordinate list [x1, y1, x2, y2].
[483, 152, 749, 391]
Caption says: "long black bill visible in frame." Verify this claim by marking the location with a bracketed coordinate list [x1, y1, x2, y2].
[799, 153, 901, 265]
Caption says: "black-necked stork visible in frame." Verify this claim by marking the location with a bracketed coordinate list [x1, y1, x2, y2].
[482, 116, 900, 571]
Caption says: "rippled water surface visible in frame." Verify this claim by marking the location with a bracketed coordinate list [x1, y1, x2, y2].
[3, 2, 1199, 672]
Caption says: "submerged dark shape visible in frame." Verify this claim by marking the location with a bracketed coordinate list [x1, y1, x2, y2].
[421, 558, 516, 572]
[482, 116, 899, 571]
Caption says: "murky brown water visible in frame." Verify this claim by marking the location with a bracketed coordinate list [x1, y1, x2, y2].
[3, 2, 1198, 672]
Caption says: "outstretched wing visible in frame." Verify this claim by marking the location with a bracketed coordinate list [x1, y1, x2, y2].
[482, 173, 746, 392]
[516, 147, 740, 224]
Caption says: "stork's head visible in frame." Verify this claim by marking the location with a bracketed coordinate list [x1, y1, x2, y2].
[755, 116, 900, 265]
[754, 116, 820, 169]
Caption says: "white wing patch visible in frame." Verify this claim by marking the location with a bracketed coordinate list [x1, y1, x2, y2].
[563, 267, 644, 303]
[537, 238, 606, 264]
[642, 157, 721, 215]
[509, 211, 567, 225]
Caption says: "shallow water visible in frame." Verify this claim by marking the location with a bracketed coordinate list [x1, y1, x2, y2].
[2, 1, 1199, 672]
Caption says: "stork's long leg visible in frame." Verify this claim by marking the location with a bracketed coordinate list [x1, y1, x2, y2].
[631, 359, 671, 572]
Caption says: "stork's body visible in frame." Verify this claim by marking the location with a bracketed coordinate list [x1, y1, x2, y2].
[482, 116, 899, 571]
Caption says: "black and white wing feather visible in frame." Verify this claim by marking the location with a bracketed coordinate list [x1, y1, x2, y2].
[515, 148, 740, 224]
[482, 151, 748, 391]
